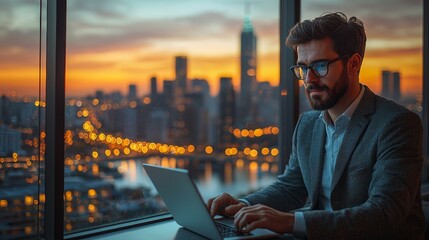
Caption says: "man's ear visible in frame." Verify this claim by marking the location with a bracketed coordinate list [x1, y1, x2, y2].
[349, 53, 362, 75]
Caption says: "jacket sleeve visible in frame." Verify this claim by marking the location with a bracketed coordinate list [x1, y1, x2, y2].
[242, 114, 308, 212]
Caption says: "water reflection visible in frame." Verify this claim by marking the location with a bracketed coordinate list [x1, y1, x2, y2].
[113, 157, 278, 201]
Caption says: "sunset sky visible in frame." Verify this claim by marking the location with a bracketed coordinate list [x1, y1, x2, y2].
[0, 0, 423, 98]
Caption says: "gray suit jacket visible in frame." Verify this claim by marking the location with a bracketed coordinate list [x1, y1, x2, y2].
[243, 86, 425, 239]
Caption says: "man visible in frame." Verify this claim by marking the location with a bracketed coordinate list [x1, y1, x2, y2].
[208, 12, 425, 239]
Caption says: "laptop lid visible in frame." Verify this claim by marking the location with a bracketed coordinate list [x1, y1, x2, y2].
[143, 163, 223, 239]
[142, 164, 279, 240]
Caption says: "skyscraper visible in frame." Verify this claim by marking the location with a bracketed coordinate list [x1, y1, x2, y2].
[150, 76, 157, 98]
[381, 70, 401, 102]
[175, 56, 188, 94]
[163, 80, 174, 103]
[392, 71, 401, 101]
[219, 77, 236, 145]
[128, 84, 137, 101]
[150, 76, 158, 104]
[239, 6, 257, 126]
[184, 92, 207, 144]
[172, 56, 188, 143]
[381, 70, 392, 99]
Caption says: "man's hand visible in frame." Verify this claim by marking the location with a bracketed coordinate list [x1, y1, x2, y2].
[234, 204, 295, 234]
[207, 193, 247, 217]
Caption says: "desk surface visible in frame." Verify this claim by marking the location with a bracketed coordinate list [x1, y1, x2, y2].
[84, 219, 296, 240]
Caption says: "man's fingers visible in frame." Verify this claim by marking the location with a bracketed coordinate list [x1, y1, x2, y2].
[209, 193, 228, 217]
[235, 211, 260, 232]
[243, 219, 266, 233]
[233, 205, 294, 234]
[207, 198, 214, 211]
[234, 205, 273, 232]
[207, 193, 241, 217]
[209, 197, 221, 217]
[224, 202, 246, 216]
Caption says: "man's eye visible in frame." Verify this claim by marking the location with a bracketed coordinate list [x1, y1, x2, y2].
[314, 63, 326, 70]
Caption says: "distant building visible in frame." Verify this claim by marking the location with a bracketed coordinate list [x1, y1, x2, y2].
[123, 107, 137, 139]
[191, 78, 212, 114]
[146, 109, 168, 142]
[392, 71, 401, 101]
[189, 78, 218, 145]
[0, 96, 7, 125]
[381, 70, 401, 102]
[108, 91, 123, 104]
[184, 92, 208, 144]
[191, 79, 210, 96]
[239, 9, 257, 126]
[65, 104, 82, 129]
[105, 109, 123, 134]
[169, 56, 189, 143]
[16, 102, 37, 128]
[150, 76, 158, 103]
[219, 77, 236, 145]
[381, 70, 391, 98]
[0, 95, 10, 125]
[95, 90, 105, 101]
[175, 56, 188, 94]
[0, 124, 23, 156]
[128, 84, 137, 101]
[256, 81, 279, 126]
[162, 80, 175, 109]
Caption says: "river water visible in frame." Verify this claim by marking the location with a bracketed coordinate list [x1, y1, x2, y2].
[111, 157, 279, 202]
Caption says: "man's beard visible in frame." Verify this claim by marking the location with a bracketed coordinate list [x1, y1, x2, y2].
[305, 69, 349, 110]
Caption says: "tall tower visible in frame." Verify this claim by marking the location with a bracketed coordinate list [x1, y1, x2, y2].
[175, 56, 188, 94]
[239, 3, 257, 126]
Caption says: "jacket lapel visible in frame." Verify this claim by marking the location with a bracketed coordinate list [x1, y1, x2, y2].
[309, 117, 325, 208]
[330, 86, 375, 190]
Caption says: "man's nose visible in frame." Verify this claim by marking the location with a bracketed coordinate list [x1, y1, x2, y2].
[304, 69, 319, 84]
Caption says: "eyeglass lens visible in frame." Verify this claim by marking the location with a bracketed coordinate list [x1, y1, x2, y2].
[294, 62, 328, 80]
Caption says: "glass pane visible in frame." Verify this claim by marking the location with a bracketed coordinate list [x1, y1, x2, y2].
[0, 1, 46, 239]
[299, 0, 423, 116]
[65, 0, 279, 233]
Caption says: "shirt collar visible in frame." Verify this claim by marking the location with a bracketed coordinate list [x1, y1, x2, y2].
[319, 85, 365, 126]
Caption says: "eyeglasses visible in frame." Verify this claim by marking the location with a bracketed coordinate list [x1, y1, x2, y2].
[290, 55, 349, 81]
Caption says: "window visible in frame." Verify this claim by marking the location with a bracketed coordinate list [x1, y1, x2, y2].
[0, 1, 46, 239]
[65, 0, 280, 233]
[2, 0, 427, 239]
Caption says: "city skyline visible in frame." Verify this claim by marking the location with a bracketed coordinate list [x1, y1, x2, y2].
[0, 0, 423, 97]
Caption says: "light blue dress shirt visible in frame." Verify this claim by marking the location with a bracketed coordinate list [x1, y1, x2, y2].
[293, 86, 365, 237]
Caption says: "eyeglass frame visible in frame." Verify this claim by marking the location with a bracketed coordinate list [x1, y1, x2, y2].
[289, 55, 349, 81]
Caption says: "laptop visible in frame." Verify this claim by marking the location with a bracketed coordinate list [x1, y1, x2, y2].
[142, 163, 280, 240]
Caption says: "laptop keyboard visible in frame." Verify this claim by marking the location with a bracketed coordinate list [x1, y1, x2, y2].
[215, 222, 252, 238]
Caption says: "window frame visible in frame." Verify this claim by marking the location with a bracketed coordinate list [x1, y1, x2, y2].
[423, 0, 429, 182]
[279, 0, 300, 173]
[45, 0, 66, 239]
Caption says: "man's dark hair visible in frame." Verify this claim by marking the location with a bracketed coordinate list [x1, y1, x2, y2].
[286, 12, 366, 59]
